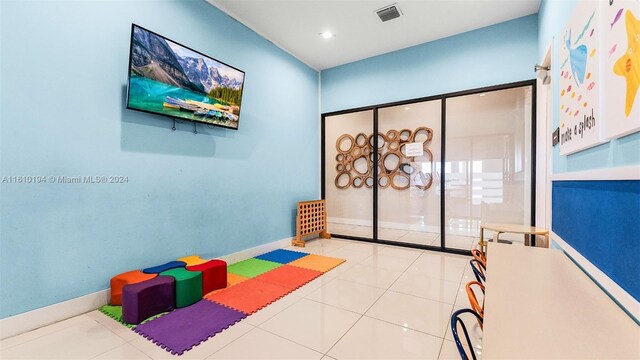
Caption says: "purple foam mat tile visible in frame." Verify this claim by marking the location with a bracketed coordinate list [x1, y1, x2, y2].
[133, 300, 246, 355]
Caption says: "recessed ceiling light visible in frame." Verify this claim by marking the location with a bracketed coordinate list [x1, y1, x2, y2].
[479, 93, 486, 97]
[320, 31, 335, 39]
[405, 107, 411, 110]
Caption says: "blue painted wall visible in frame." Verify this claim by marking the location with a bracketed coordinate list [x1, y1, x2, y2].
[538, 0, 640, 173]
[0, 0, 319, 318]
[321, 14, 539, 113]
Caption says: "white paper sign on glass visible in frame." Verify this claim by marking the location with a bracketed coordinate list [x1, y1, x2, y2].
[404, 142, 424, 157]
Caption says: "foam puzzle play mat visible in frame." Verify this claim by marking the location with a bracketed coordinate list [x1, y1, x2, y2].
[100, 249, 345, 355]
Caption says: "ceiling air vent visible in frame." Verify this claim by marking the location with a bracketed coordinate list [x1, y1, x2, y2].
[376, 4, 402, 22]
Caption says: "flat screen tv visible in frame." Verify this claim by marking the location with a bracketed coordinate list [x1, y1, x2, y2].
[126, 24, 245, 130]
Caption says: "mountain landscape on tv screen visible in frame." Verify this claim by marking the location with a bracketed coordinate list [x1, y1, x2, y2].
[127, 26, 244, 129]
[130, 27, 243, 95]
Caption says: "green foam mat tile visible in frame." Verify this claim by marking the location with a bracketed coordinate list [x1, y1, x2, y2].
[99, 305, 166, 328]
[227, 258, 282, 278]
[100, 305, 134, 328]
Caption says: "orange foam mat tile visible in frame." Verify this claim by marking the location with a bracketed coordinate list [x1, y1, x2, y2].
[288, 254, 346, 273]
[253, 265, 322, 289]
[204, 278, 291, 315]
[227, 273, 248, 287]
[205, 273, 249, 296]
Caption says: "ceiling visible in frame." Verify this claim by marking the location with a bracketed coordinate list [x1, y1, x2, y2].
[207, 0, 541, 70]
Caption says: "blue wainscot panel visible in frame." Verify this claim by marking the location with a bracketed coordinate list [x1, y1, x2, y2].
[552, 180, 640, 302]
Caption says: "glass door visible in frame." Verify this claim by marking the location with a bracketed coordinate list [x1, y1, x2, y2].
[443, 86, 533, 250]
[324, 110, 374, 239]
[377, 100, 442, 246]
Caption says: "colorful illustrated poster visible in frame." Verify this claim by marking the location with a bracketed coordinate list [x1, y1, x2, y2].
[603, 0, 640, 139]
[559, 1, 604, 155]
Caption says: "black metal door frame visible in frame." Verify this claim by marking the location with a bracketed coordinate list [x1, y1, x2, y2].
[321, 79, 537, 256]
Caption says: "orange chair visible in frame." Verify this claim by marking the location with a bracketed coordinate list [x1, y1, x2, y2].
[465, 280, 485, 328]
[471, 249, 486, 267]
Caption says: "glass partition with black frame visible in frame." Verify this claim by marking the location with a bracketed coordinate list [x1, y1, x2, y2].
[321, 80, 536, 254]
[324, 110, 374, 240]
[377, 100, 442, 246]
[443, 85, 534, 251]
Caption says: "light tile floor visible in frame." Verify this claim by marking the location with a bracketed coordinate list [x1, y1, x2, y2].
[0, 238, 479, 360]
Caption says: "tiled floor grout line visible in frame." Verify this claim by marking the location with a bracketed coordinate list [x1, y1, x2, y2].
[88, 333, 136, 360]
[241, 325, 324, 358]
[436, 261, 473, 359]
[201, 323, 272, 360]
[387, 247, 468, 359]
[322, 248, 424, 357]
[358, 313, 448, 339]
[0, 315, 95, 351]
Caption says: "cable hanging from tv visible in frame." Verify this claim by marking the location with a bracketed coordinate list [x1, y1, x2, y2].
[168, 117, 198, 134]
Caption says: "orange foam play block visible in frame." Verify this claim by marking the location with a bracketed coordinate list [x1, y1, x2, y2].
[204, 278, 291, 314]
[288, 254, 345, 273]
[177, 255, 208, 266]
[110, 270, 157, 305]
[253, 265, 322, 289]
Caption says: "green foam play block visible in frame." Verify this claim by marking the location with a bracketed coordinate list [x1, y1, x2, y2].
[160, 267, 202, 308]
[227, 258, 282, 278]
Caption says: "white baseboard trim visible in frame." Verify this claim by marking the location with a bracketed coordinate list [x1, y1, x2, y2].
[327, 217, 372, 227]
[551, 231, 640, 322]
[0, 237, 293, 340]
[0, 289, 109, 340]
[218, 237, 292, 265]
[327, 217, 440, 233]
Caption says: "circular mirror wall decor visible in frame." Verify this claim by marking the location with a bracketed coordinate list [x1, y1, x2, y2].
[344, 162, 352, 172]
[378, 175, 390, 188]
[352, 176, 364, 188]
[400, 163, 415, 175]
[381, 152, 401, 174]
[350, 146, 363, 158]
[353, 155, 369, 175]
[336, 134, 355, 153]
[378, 133, 388, 149]
[412, 126, 433, 145]
[335, 172, 352, 189]
[391, 172, 410, 190]
[399, 129, 412, 142]
[355, 133, 368, 147]
[386, 129, 398, 140]
[365, 177, 374, 188]
[333, 126, 433, 190]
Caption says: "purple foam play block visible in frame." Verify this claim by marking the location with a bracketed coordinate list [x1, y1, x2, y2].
[122, 275, 175, 324]
[134, 300, 246, 355]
